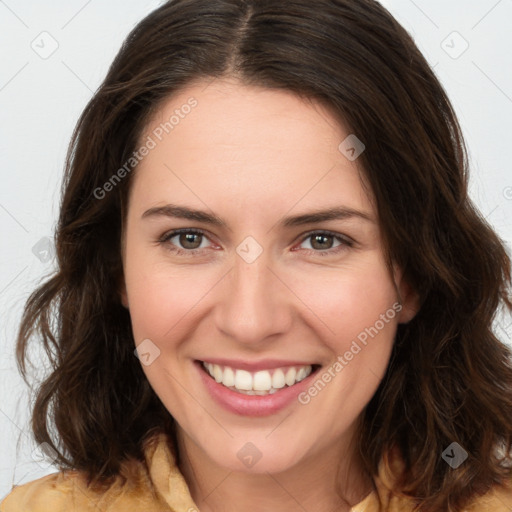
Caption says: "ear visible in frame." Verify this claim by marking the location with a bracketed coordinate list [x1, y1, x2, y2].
[393, 263, 420, 324]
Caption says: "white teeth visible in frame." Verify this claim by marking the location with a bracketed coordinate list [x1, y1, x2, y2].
[222, 366, 235, 387]
[202, 362, 313, 395]
[234, 369, 253, 390]
[213, 364, 223, 383]
[253, 370, 272, 391]
[296, 367, 307, 382]
[285, 367, 296, 386]
[272, 369, 285, 389]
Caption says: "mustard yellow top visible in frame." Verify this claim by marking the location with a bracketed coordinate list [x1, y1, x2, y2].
[2, 432, 512, 511]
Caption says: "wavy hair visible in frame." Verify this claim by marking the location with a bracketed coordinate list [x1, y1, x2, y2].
[16, 0, 512, 510]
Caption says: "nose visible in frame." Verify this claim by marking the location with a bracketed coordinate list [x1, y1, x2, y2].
[214, 249, 293, 346]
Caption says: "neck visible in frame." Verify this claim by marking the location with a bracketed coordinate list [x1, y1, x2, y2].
[176, 425, 375, 512]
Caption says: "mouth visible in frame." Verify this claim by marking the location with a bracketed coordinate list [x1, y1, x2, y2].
[197, 360, 321, 396]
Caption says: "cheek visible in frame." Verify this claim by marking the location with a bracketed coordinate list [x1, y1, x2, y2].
[290, 256, 399, 347]
[124, 248, 180, 341]
[123, 248, 203, 409]
[294, 262, 399, 425]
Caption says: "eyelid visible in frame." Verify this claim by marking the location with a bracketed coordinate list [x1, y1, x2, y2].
[293, 229, 355, 248]
[158, 227, 355, 255]
[158, 227, 219, 251]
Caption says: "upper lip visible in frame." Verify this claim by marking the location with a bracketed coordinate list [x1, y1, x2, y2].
[198, 358, 318, 372]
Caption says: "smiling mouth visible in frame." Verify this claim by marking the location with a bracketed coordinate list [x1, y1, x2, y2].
[199, 361, 321, 396]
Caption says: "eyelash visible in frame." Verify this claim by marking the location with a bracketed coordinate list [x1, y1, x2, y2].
[157, 228, 354, 257]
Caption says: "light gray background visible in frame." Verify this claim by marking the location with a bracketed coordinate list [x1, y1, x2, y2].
[1, 0, 511, 495]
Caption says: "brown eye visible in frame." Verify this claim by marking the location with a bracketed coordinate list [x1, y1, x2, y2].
[178, 232, 203, 249]
[159, 228, 212, 255]
[310, 233, 335, 250]
[296, 231, 354, 256]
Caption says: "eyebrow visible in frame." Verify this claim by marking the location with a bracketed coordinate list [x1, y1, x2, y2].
[141, 204, 375, 227]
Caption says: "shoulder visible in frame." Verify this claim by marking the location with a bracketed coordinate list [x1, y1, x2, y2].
[0, 431, 193, 512]
[1, 471, 87, 512]
[0, 457, 161, 512]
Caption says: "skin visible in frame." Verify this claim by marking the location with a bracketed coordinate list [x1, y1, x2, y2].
[120, 77, 420, 512]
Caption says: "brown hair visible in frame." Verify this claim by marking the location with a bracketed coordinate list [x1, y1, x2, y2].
[16, 0, 512, 510]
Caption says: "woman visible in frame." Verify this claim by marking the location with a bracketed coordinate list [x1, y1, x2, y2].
[2, 1, 512, 511]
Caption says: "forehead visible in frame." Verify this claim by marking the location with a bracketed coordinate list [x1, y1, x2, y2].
[129, 78, 373, 223]
[144, 77, 346, 154]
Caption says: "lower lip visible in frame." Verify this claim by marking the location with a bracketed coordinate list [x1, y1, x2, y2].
[195, 361, 319, 417]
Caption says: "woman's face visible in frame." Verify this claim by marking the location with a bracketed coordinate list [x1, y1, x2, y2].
[120, 78, 418, 473]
